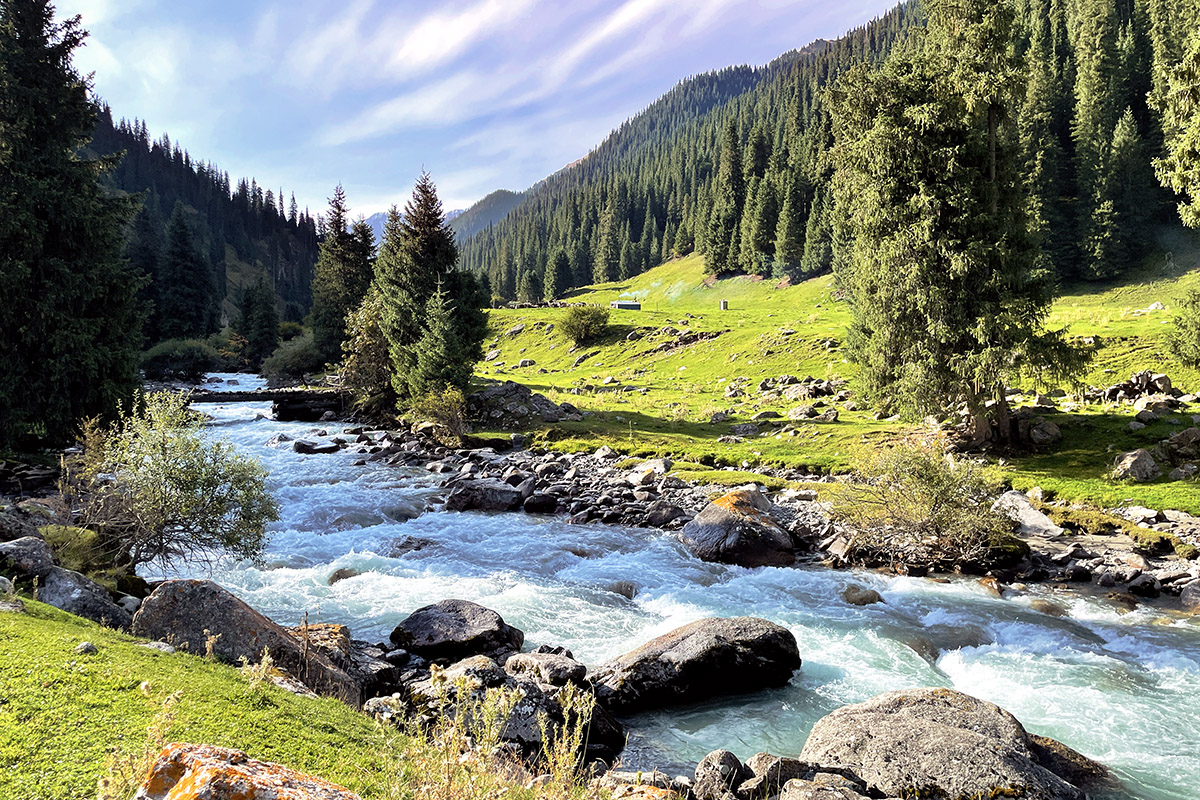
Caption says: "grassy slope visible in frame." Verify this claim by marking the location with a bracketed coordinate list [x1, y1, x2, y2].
[475, 227, 1200, 513]
[0, 601, 386, 800]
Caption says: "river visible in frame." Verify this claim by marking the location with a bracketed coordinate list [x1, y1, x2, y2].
[160, 374, 1200, 799]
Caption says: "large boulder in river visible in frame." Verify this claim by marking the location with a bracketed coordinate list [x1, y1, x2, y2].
[680, 487, 795, 567]
[39, 566, 132, 630]
[132, 579, 361, 706]
[798, 688, 1108, 800]
[443, 478, 525, 512]
[389, 598, 524, 662]
[592, 616, 801, 714]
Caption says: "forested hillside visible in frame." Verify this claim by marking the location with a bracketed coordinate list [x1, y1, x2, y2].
[90, 108, 321, 335]
[458, 0, 1199, 301]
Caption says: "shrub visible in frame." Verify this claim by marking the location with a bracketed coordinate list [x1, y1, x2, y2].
[1167, 290, 1200, 368]
[278, 321, 304, 341]
[560, 306, 610, 346]
[141, 339, 218, 381]
[262, 333, 326, 384]
[63, 392, 279, 569]
[408, 387, 469, 445]
[830, 439, 1022, 570]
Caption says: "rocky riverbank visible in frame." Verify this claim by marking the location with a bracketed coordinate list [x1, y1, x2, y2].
[265, 419, 1200, 618]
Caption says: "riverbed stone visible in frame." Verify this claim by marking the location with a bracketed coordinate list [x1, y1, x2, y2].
[39, 566, 132, 630]
[798, 687, 1105, 800]
[389, 598, 524, 662]
[841, 584, 884, 606]
[1181, 580, 1200, 612]
[680, 486, 795, 568]
[134, 742, 362, 800]
[992, 490, 1065, 538]
[505, 651, 587, 686]
[693, 749, 750, 800]
[592, 616, 801, 714]
[132, 579, 361, 705]
[444, 478, 525, 512]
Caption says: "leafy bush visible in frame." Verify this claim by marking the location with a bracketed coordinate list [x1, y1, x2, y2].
[141, 339, 218, 381]
[262, 333, 326, 384]
[63, 392, 279, 569]
[278, 321, 304, 341]
[560, 306, 610, 346]
[1167, 290, 1200, 368]
[408, 387, 469, 445]
[830, 439, 1022, 570]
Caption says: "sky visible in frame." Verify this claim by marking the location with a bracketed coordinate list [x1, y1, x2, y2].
[58, 0, 898, 219]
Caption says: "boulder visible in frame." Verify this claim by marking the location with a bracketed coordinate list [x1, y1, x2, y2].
[39, 567, 132, 630]
[645, 500, 688, 528]
[592, 616, 801, 714]
[0, 511, 40, 543]
[1111, 449, 1161, 482]
[0, 536, 54, 578]
[780, 777, 872, 800]
[444, 478, 525, 512]
[798, 688, 1106, 800]
[1181, 579, 1200, 612]
[407, 654, 625, 763]
[693, 749, 750, 800]
[730, 423, 760, 437]
[293, 439, 340, 455]
[1029, 420, 1062, 447]
[680, 487, 794, 568]
[134, 742, 361, 800]
[132, 580, 361, 705]
[992, 491, 1065, 538]
[389, 598, 524, 662]
[505, 651, 587, 686]
[273, 395, 344, 423]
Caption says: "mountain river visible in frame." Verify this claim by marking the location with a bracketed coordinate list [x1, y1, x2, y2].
[154, 375, 1200, 799]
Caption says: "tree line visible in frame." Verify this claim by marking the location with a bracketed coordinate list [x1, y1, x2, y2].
[459, 0, 1198, 299]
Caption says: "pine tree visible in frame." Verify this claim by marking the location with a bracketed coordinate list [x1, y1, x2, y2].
[237, 278, 280, 369]
[545, 249, 571, 301]
[408, 280, 471, 398]
[127, 201, 163, 340]
[158, 202, 215, 340]
[0, 0, 145, 447]
[799, 183, 834, 276]
[705, 120, 745, 275]
[830, 0, 1087, 445]
[774, 168, 806, 275]
[375, 173, 480, 401]
[593, 196, 621, 282]
[310, 186, 371, 361]
[517, 267, 543, 304]
[1155, 32, 1200, 228]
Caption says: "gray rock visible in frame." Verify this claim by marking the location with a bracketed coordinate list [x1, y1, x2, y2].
[1029, 420, 1062, 446]
[139, 641, 176, 654]
[1127, 572, 1161, 598]
[505, 651, 587, 686]
[799, 688, 1105, 800]
[645, 500, 687, 528]
[592, 616, 801, 714]
[730, 423, 760, 437]
[39, 567, 133, 630]
[0, 596, 25, 613]
[0, 576, 12, 595]
[390, 598, 524, 662]
[693, 750, 750, 800]
[443, 478, 525, 512]
[0, 536, 55, 578]
[292, 439, 340, 455]
[133, 579, 361, 705]
[0, 511, 41, 543]
[1181, 580, 1200, 612]
[1111, 449, 1161, 482]
[680, 486, 795, 568]
[992, 491, 1065, 538]
[780, 776, 872, 800]
[74, 641, 98, 655]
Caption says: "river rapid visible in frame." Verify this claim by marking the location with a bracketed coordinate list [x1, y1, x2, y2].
[158, 374, 1200, 799]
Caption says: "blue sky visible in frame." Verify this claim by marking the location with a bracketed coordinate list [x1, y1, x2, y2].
[59, 0, 898, 218]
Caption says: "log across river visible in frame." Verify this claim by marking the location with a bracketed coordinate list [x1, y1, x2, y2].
[153, 373, 1200, 799]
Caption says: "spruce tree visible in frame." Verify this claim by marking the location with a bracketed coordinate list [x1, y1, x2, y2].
[127, 201, 163, 340]
[0, 0, 145, 447]
[705, 120, 744, 275]
[408, 280, 470, 398]
[158, 202, 214, 340]
[237, 278, 280, 369]
[545, 249, 571, 301]
[830, 0, 1087, 446]
[593, 196, 621, 283]
[1155, 33, 1200, 228]
[774, 167, 807, 275]
[310, 186, 371, 361]
[798, 184, 834, 276]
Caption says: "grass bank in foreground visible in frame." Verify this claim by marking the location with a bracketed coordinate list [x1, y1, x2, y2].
[470, 231, 1200, 515]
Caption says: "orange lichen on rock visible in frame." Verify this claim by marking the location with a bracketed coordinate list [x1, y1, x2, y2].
[135, 742, 362, 800]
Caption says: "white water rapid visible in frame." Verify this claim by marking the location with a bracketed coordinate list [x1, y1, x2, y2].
[159, 374, 1200, 799]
